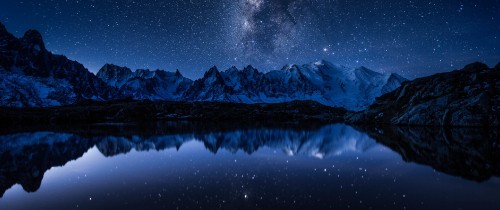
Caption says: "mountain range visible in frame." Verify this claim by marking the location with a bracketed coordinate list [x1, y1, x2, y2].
[0, 23, 406, 111]
[93, 60, 407, 111]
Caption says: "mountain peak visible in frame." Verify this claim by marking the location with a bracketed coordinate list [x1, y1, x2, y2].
[280, 64, 291, 71]
[462, 62, 489, 72]
[244, 65, 255, 70]
[20, 29, 46, 52]
[354, 66, 381, 75]
[206, 66, 219, 74]
[282, 64, 300, 71]
[102, 63, 126, 69]
[388, 72, 405, 80]
[313, 59, 334, 67]
[0, 22, 18, 47]
[0, 22, 7, 34]
[310, 60, 349, 71]
[98, 63, 132, 73]
[226, 66, 238, 72]
[175, 69, 183, 77]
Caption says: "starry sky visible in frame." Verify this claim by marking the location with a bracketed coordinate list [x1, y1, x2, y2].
[0, 0, 498, 79]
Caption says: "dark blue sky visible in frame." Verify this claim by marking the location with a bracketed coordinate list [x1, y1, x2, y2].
[0, 0, 498, 79]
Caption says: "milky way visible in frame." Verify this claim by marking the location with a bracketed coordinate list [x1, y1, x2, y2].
[229, 0, 318, 67]
[0, 0, 498, 79]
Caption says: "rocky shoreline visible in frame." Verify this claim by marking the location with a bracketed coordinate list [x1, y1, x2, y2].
[0, 100, 347, 124]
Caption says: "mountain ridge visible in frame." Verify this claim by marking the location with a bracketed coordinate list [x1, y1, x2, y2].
[1, 23, 498, 126]
[0, 22, 403, 110]
[0, 21, 406, 111]
[96, 60, 406, 110]
[0, 22, 117, 107]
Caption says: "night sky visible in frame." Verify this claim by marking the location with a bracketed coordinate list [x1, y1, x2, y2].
[0, 0, 498, 79]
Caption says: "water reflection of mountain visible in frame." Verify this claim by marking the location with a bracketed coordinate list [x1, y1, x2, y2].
[357, 126, 500, 182]
[2, 123, 499, 197]
[0, 123, 375, 197]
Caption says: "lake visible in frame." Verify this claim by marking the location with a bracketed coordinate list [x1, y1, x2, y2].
[0, 122, 498, 210]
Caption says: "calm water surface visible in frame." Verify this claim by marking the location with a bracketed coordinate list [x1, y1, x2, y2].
[0, 122, 498, 210]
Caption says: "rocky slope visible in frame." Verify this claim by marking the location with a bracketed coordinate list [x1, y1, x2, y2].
[0, 22, 116, 107]
[346, 62, 500, 127]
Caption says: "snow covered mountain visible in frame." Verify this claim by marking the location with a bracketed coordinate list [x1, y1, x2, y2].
[0, 22, 406, 110]
[96, 64, 193, 100]
[184, 60, 406, 111]
[0, 22, 116, 107]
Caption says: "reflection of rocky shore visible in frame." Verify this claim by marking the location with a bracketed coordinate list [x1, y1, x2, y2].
[0, 123, 374, 197]
[356, 126, 500, 182]
[0, 133, 97, 197]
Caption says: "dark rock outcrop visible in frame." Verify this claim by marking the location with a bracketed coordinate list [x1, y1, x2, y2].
[346, 62, 500, 127]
